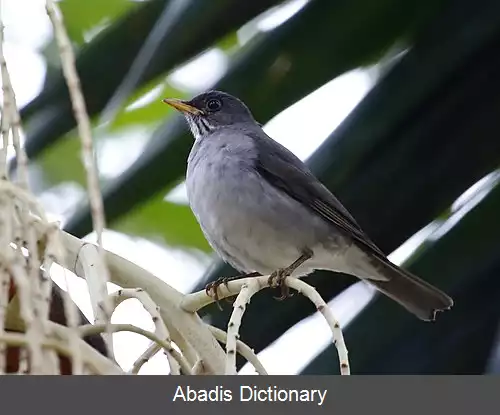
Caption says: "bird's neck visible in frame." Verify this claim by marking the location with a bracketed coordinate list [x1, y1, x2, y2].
[186, 116, 219, 140]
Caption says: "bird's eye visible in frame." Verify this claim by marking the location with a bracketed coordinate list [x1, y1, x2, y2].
[206, 98, 222, 111]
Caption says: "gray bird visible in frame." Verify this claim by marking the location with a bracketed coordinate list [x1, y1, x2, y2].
[163, 90, 453, 321]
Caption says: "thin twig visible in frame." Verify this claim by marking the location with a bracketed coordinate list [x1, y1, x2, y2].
[45, 0, 114, 358]
[0, 180, 47, 220]
[109, 288, 181, 375]
[48, 225, 85, 374]
[79, 323, 192, 375]
[0, 27, 45, 365]
[182, 274, 350, 375]
[0, 266, 8, 374]
[208, 325, 268, 375]
[40, 224, 65, 373]
[0, 3, 28, 189]
[0, 5, 10, 181]
[286, 278, 350, 375]
[0, 331, 113, 375]
[130, 342, 160, 374]
[46, 321, 124, 374]
[0, 4, 120, 375]
[8, 252, 43, 373]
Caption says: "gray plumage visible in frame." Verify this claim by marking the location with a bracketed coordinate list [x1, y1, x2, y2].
[163, 90, 453, 321]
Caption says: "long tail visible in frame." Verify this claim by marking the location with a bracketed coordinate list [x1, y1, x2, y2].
[366, 255, 453, 321]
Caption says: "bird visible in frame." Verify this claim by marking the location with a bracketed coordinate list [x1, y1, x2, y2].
[163, 90, 453, 321]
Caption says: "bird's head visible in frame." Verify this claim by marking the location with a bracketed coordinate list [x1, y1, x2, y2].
[163, 90, 255, 139]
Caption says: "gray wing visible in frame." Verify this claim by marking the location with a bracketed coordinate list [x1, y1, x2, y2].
[251, 131, 386, 258]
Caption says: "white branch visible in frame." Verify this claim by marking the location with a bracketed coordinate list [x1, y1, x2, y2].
[0, 2, 28, 188]
[208, 325, 268, 375]
[286, 278, 350, 375]
[183, 274, 350, 375]
[79, 323, 192, 375]
[27, 216, 351, 375]
[130, 342, 160, 374]
[0, 327, 122, 375]
[0, 7, 65, 372]
[47, 321, 123, 374]
[225, 278, 261, 374]
[8, 253, 44, 373]
[45, 0, 114, 359]
[191, 359, 206, 375]
[45, 223, 85, 374]
[44, 0, 105, 244]
[109, 288, 183, 375]
[58, 230, 227, 374]
[74, 243, 115, 356]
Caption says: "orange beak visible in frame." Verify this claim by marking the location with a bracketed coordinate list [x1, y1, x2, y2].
[162, 98, 203, 115]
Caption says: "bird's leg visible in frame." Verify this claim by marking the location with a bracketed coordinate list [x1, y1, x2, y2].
[205, 272, 262, 310]
[268, 249, 313, 301]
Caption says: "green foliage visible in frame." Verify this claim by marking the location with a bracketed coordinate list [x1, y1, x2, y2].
[115, 191, 211, 252]
[38, 132, 86, 186]
[59, 0, 136, 44]
[109, 80, 186, 131]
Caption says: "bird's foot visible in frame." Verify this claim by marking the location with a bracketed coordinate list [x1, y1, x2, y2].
[267, 250, 314, 301]
[205, 272, 261, 310]
[205, 277, 230, 310]
[268, 268, 293, 301]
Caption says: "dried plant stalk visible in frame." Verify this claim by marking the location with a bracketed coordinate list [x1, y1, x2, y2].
[45, 0, 114, 359]
[79, 323, 192, 375]
[208, 325, 268, 375]
[182, 274, 351, 375]
[109, 288, 183, 375]
[286, 278, 350, 375]
[225, 279, 261, 374]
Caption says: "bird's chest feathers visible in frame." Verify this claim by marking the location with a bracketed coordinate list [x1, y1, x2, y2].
[187, 137, 262, 237]
[185, 134, 341, 274]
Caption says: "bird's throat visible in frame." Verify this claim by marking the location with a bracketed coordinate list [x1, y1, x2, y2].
[186, 115, 214, 139]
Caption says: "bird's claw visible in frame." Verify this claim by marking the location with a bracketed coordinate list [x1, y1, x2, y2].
[205, 278, 229, 310]
[205, 273, 262, 309]
[268, 269, 294, 301]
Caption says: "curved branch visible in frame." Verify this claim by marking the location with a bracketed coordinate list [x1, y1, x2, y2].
[208, 325, 268, 375]
[78, 323, 192, 375]
[286, 278, 350, 375]
[182, 274, 350, 375]
[59, 230, 226, 374]
[225, 278, 261, 375]
[130, 342, 161, 374]
[46, 322, 124, 374]
[109, 288, 182, 375]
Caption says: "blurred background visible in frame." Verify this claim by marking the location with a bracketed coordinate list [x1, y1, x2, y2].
[2, 0, 500, 374]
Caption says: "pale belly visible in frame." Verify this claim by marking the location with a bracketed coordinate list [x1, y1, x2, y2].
[186, 137, 384, 281]
[186, 158, 343, 276]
